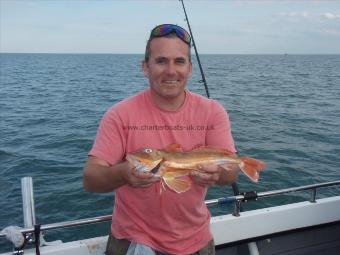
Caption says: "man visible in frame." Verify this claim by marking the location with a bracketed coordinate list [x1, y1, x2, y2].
[83, 24, 238, 255]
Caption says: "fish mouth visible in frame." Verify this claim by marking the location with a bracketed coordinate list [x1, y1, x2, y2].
[150, 161, 162, 174]
[126, 154, 162, 173]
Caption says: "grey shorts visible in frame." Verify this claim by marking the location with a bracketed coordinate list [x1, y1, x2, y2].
[105, 234, 215, 255]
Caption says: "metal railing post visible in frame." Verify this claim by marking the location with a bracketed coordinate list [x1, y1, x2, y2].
[21, 177, 36, 228]
[310, 188, 317, 203]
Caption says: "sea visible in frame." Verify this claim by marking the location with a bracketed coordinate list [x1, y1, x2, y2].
[1, 53, 339, 252]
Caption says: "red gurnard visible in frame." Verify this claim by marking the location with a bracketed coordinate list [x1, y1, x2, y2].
[126, 145, 266, 193]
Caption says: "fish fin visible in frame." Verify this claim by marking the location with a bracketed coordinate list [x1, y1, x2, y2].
[239, 157, 266, 182]
[164, 143, 183, 152]
[163, 177, 191, 193]
[159, 166, 192, 178]
[191, 146, 236, 156]
[160, 180, 166, 194]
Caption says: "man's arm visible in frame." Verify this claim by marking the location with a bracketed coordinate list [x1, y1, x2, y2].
[83, 156, 128, 192]
[83, 156, 160, 193]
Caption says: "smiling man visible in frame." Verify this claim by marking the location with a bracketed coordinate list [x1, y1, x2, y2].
[83, 24, 238, 255]
[142, 32, 192, 111]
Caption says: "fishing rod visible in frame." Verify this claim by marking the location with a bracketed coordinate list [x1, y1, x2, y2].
[179, 0, 242, 198]
[179, 0, 210, 98]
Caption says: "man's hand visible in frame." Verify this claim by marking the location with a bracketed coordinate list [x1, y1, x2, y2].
[190, 164, 221, 187]
[123, 164, 160, 188]
[190, 163, 239, 187]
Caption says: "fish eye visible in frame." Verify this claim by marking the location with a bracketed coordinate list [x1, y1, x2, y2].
[144, 148, 153, 153]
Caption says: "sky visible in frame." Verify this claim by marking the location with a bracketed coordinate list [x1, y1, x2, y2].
[1, 0, 340, 54]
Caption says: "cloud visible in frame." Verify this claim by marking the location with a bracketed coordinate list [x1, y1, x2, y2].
[323, 29, 340, 36]
[280, 11, 309, 18]
[321, 13, 340, 20]
[279, 11, 340, 23]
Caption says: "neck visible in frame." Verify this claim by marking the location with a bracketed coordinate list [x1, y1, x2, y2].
[150, 90, 186, 111]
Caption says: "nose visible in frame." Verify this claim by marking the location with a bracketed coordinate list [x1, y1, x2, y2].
[165, 62, 176, 76]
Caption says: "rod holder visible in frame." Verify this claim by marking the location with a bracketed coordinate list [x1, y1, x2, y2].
[310, 188, 317, 203]
[21, 177, 36, 228]
[233, 200, 241, 217]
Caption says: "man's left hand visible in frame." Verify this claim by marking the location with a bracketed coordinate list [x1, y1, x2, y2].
[190, 164, 221, 187]
[190, 163, 239, 187]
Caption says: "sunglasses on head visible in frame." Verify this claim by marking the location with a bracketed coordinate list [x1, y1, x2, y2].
[150, 24, 191, 45]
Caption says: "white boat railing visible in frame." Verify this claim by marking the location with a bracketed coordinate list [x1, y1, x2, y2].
[1, 178, 340, 239]
[206, 179, 340, 216]
[1, 177, 340, 255]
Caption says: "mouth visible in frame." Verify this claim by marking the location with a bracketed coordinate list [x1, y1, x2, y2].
[163, 80, 179, 85]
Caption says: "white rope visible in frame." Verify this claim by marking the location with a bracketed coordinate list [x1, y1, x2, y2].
[0, 226, 25, 248]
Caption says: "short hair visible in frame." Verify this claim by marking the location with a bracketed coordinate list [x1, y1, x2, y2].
[144, 32, 191, 63]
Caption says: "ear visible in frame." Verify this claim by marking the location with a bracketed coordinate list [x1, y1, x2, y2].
[188, 61, 193, 77]
[142, 60, 149, 78]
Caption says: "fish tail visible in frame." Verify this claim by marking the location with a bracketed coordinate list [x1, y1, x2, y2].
[239, 157, 266, 182]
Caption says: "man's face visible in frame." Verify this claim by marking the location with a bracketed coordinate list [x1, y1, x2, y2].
[142, 37, 192, 103]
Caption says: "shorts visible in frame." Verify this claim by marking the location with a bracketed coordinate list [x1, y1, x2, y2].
[105, 234, 215, 255]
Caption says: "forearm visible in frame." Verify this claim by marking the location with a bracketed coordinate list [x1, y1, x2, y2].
[83, 156, 160, 193]
[83, 159, 127, 193]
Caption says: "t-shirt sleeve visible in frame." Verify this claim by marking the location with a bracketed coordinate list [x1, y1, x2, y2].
[206, 101, 236, 153]
[88, 107, 126, 165]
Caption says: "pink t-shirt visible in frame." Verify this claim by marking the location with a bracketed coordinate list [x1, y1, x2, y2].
[89, 89, 235, 254]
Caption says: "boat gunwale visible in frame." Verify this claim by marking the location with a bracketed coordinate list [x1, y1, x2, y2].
[215, 219, 340, 250]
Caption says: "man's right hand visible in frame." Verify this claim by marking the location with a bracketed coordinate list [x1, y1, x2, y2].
[122, 162, 160, 188]
[83, 156, 159, 193]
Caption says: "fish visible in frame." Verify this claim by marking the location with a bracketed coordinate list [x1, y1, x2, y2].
[126, 144, 266, 193]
